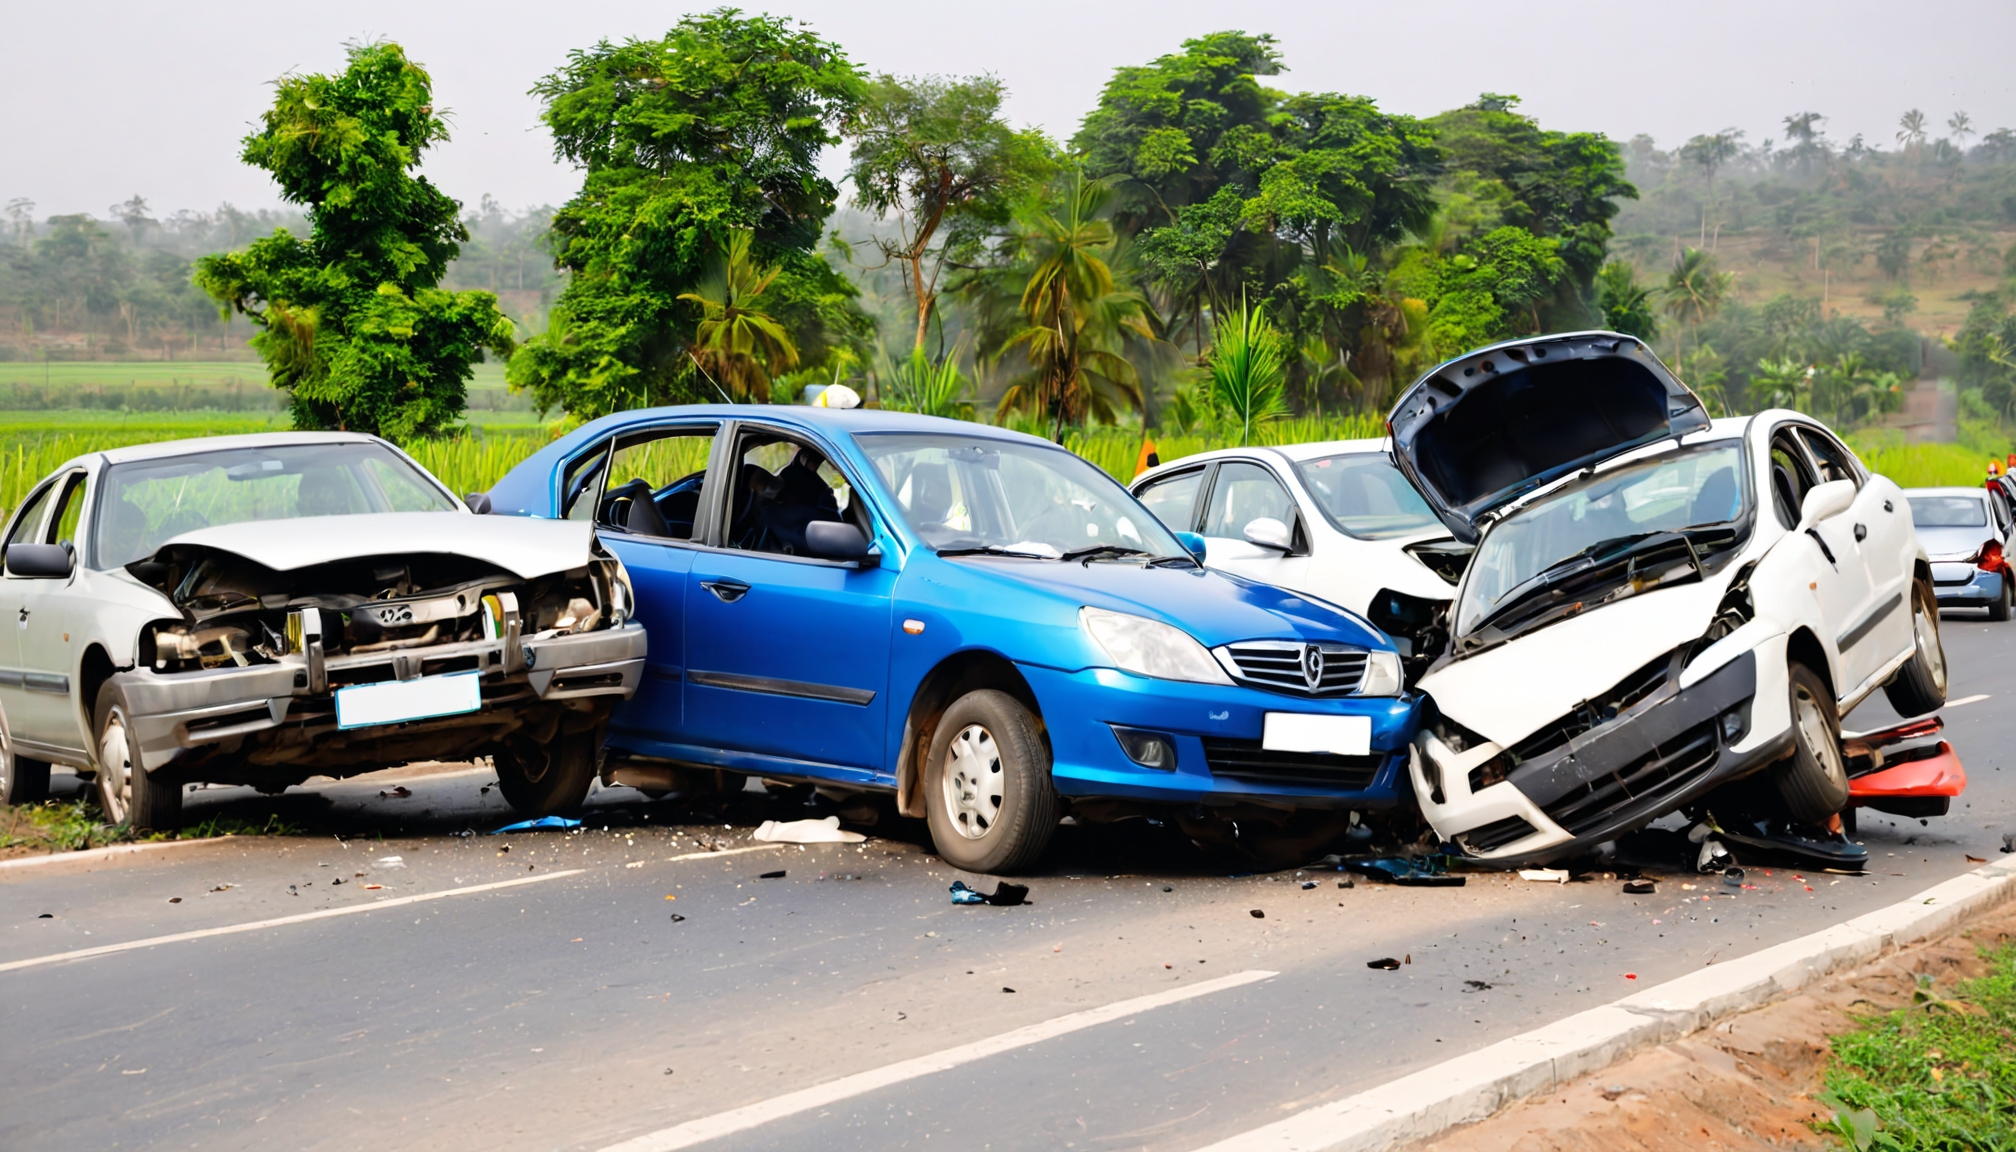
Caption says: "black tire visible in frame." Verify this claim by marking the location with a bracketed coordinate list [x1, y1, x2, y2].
[1883, 580, 1948, 716]
[922, 689, 1058, 875]
[1, 708, 52, 806]
[1989, 573, 2012, 622]
[1776, 663, 1849, 824]
[93, 681, 182, 831]
[494, 730, 598, 818]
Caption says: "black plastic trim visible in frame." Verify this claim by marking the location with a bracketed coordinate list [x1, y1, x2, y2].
[686, 669, 876, 706]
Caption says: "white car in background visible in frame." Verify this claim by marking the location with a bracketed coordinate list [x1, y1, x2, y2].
[1386, 332, 1945, 865]
[1129, 440, 1470, 671]
[0, 433, 646, 829]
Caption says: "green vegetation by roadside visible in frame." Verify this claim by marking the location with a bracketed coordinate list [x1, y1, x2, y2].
[1, 797, 297, 856]
[1816, 937, 2016, 1149]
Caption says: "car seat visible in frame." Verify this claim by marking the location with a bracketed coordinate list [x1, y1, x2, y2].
[907, 463, 954, 531]
[1690, 467, 1739, 527]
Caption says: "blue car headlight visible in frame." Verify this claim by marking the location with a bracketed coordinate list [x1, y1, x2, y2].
[1079, 607, 1233, 685]
[1357, 650, 1404, 697]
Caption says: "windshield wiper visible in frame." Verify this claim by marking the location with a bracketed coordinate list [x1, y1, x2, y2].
[1058, 544, 1150, 566]
[1462, 532, 1702, 649]
[1145, 554, 1200, 569]
[936, 545, 1055, 559]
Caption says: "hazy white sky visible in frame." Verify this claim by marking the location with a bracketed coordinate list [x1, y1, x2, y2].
[7, 0, 2013, 219]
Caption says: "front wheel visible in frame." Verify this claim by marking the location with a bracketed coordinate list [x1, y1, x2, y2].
[1775, 663, 1849, 824]
[1883, 580, 1947, 716]
[494, 730, 598, 818]
[923, 690, 1058, 875]
[93, 682, 182, 831]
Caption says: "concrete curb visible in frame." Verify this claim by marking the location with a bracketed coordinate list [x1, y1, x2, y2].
[1193, 857, 2016, 1152]
[0, 836, 230, 873]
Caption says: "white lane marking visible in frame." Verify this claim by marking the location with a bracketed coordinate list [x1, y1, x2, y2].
[657, 845, 781, 864]
[0, 837, 230, 872]
[0, 870, 584, 974]
[599, 969, 1280, 1152]
[1945, 693, 1990, 709]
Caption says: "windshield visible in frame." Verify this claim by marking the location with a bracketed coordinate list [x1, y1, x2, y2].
[1456, 442, 1746, 636]
[1293, 452, 1442, 539]
[1909, 495, 1986, 529]
[93, 441, 457, 569]
[858, 433, 1187, 559]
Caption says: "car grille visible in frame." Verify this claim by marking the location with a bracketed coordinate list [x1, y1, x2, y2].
[1540, 718, 1721, 837]
[1202, 739, 1384, 789]
[1504, 652, 1676, 765]
[1214, 641, 1368, 696]
[1460, 815, 1537, 854]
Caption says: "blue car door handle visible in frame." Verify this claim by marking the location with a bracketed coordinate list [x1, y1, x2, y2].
[701, 579, 751, 604]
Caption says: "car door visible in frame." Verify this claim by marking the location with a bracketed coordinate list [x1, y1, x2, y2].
[13, 470, 90, 752]
[681, 424, 896, 778]
[1196, 459, 1310, 589]
[1768, 426, 1874, 692]
[582, 421, 722, 747]
[1800, 426, 1907, 684]
[0, 476, 62, 738]
[1132, 465, 1206, 536]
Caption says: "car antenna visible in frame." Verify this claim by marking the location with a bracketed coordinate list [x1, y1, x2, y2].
[684, 350, 735, 404]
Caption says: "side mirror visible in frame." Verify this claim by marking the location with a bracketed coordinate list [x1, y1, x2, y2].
[1175, 531, 1208, 562]
[6, 543, 73, 579]
[465, 491, 493, 515]
[805, 520, 871, 561]
[1242, 517, 1293, 553]
[1798, 479, 1856, 530]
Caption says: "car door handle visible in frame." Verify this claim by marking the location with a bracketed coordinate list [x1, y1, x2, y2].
[1853, 523, 1868, 543]
[1883, 499, 1894, 513]
[700, 579, 750, 604]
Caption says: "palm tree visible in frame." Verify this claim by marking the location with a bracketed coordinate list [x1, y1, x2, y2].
[1749, 356, 1812, 412]
[995, 170, 1154, 437]
[879, 340, 974, 419]
[1897, 109, 1928, 156]
[1678, 130, 1744, 248]
[1663, 247, 1732, 368]
[1948, 111, 1975, 148]
[678, 232, 798, 402]
[1209, 297, 1289, 445]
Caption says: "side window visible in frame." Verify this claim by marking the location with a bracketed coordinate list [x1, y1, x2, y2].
[46, 473, 88, 550]
[724, 431, 858, 556]
[1201, 462, 1296, 540]
[1768, 431, 1817, 530]
[6, 479, 59, 551]
[561, 443, 611, 522]
[1798, 429, 1861, 486]
[1134, 468, 1204, 533]
[599, 426, 719, 540]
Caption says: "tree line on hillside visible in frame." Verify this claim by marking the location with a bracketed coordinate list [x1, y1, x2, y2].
[8, 9, 2016, 442]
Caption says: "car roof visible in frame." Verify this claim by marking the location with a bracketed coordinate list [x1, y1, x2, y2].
[94, 430, 382, 467]
[1901, 486, 1992, 498]
[566, 404, 1056, 447]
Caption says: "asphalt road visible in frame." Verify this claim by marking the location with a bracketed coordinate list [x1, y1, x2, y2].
[3, 613, 2011, 1152]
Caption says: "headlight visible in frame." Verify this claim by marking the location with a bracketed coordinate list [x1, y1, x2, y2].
[1356, 650, 1404, 696]
[1079, 607, 1232, 685]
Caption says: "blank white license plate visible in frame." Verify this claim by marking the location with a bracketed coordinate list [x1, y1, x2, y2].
[1262, 713, 1371, 756]
[336, 671, 482, 730]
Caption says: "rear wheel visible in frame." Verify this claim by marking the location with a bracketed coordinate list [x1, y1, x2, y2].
[1989, 573, 2012, 623]
[0, 709, 52, 806]
[93, 682, 182, 831]
[494, 730, 598, 818]
[923, 690, 1057, 875]
[1883, 580, 1947, 716]
[1775, 663, 1849, 824]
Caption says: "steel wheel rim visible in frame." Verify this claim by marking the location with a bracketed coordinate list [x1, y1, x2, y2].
[98, 710, 132, 825]
[1914, 597, 1947, 693]
[940, 723, 1003, 841]
[1792, 684, 1845, 789]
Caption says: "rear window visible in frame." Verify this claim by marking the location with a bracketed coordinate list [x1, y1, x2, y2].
[1293, 453, 1441, 539]
[1909, 496, 1987, 528]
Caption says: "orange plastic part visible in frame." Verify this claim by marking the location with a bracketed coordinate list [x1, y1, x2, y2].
[1849, 741, 1967, 801]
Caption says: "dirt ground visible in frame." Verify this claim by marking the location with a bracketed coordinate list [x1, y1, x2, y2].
[1421, 896, 2016, 1152]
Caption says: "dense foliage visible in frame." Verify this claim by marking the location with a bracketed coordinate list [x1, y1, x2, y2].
[193, 43, 515, 438]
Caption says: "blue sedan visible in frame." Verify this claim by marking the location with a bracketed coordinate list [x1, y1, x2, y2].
[486, 406, 1422, 872]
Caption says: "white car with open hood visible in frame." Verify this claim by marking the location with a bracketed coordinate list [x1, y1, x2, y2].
[0, 432, 646, 829]
[1388, 332, 1945, 865]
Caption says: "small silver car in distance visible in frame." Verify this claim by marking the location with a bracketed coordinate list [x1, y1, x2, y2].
[1905, 486, 2014, 620]
[0, 432, 646, 829]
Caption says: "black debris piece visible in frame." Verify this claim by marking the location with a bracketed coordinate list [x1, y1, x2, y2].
[1337, 879, 1354, 889]
[378, 786, 412, 799]
[1723, 867, 1746, 887]
[1002, 986, 1017, 994]
[1344, 857, 1466, 887]
[1366, 957, 1401, 971]
[2000, 833, 2013, 854]
[1713, 817, 1867, 873]
[1163, 886, 1174, 893]
[332, 878, 344, 885]
[669, 914, 686, 922]
[1623, 879, 1657, 895]
[1463, 979, 1492, 991]
[758, 870, 786, 879]
[985, 882, 1029, 907]
[168, 897, 181, 904]
[1300, 881, 1318, 890]
[37, 913, 52, 919]
[1250, 909, 1266, 919]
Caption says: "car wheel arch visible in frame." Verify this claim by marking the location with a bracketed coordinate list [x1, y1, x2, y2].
[78, 644, 120, 754]
[895, 651, 1044, 819]
[1783, 626, 1834, 699]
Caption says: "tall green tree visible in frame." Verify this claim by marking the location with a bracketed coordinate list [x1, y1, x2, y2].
[509, 11, 864, 418]
[678, 232, 798, 401]
[1662, 246, 1733, 367]
[1595, 260, 1659, 340]
[194, 43, 514, 438]
[1208, 297, 1288, 444]
[844, 74, 1052, 352]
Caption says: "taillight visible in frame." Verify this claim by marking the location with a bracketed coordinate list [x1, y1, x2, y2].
[1981, 540, 2008, 575]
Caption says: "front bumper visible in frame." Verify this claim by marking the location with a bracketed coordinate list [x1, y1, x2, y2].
[1412, 647, 1794, 864]
[1931, 563, 2002, 607]
[120, 622, 647, 773]
[1019, 664, 1419, 808]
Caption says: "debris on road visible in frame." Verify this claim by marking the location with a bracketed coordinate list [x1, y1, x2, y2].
[950, 880, 1029, 906]
[1345, 857, 1465, 887]
[751, 816, 866, 844]
[1622, 879, 1657, 895]
[1519, 868, 1570, 884]
[950, 881, 985, 905]
[378, 786, 412, 799]
[758, 870, 786, 879]
[1300, 880, 1318, 890]
[1002, 987, 1016, 993]
[375, 856, 405, 868]
[669, 914, 685, 922]
[490, 816, 581, 834]
[168, 897, 180, 903]
[1463, 980, 1492, 991]
[1367, 957, 1401, 970]
[1723, 867, 1746, 887]
[1250, 909, 1266, 919]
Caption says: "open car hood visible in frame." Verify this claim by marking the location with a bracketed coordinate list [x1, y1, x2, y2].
[130, 512, 597, 580]
[1386, 332, 1710, 544]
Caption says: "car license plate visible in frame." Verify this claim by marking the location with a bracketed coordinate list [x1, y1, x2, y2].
[335, 671, 482, 730]
[1262, 713, 1371, 756]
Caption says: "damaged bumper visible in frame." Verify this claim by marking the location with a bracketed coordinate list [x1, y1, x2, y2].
[119, 622, 646, 773]
[1412, 645, 1795, 864]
